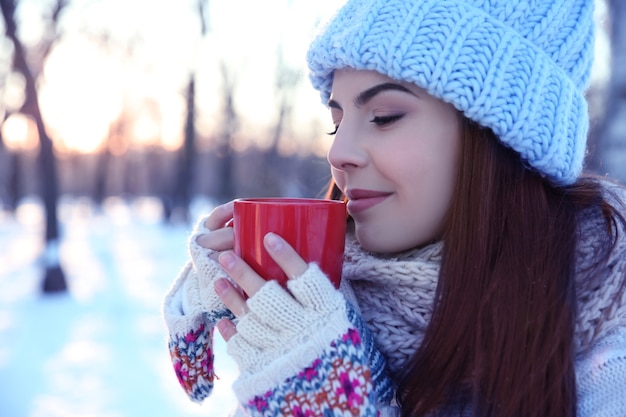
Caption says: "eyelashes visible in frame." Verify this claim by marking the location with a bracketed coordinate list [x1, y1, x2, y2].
[370, 114, 404, 126]
[327, 114, 405, 136]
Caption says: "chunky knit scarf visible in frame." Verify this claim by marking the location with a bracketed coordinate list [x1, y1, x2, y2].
[343, 185, 626, 378]
[343, 235, 442, 376]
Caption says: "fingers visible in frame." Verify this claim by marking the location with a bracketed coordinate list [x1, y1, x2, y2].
[216, 318, 237, 342]
[212, 233, 309, 300]
[214, 276, 249, 318]
[203, 202, 234, 231]
[197, 227, 234, 251]
[216, 252, 265, 307]
[264, 233, 309, 280]
[195, 202, 235, 251]
[214, 233, 308, 329]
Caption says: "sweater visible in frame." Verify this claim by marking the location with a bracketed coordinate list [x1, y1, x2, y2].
[162, 183, 626, 416]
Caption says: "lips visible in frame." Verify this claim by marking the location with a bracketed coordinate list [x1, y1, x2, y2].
[346, 189, 392, 214]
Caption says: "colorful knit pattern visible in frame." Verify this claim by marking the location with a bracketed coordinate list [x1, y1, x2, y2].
[204, 308, 236, 325]
[242, 328, 379, 416]
[168, 322, 215, 402]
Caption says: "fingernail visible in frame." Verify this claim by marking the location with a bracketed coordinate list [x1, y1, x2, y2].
[214, 278, 229, 295]
[219, 252, 236, 271]
[216, 319, 234, 341]
[216, 319, 228, 333]
[265, 233, 283, 251]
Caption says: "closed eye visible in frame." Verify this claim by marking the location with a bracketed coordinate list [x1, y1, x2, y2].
[327, 124, 339, 136]
[370, 114, 404, 126]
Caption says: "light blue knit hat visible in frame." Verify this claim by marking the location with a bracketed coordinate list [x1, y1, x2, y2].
[307, 0, 595, 185]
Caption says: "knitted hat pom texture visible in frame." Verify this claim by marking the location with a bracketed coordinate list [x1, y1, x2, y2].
[307, 0, 596, 185]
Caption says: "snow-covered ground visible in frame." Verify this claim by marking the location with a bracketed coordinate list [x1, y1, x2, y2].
[0, 197, 238, 417]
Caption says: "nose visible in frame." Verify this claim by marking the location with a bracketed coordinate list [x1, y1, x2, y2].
[327, 124, 367, 171]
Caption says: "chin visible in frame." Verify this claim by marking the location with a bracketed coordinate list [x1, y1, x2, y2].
[356, 230, 401, 254]
[356, 225, 435, 254]
[354, 229, 380, 253]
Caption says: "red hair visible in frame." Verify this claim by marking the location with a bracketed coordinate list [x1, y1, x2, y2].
[397, 119, 622, 416]
[328, 117, 623, 416]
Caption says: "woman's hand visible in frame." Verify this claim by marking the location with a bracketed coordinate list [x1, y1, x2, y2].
[214, 232, 308, 341]
[195, 202, 236, 261]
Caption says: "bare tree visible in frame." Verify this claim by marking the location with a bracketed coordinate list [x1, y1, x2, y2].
[169, 72, 196, 221]
[590, 0, 626, 182]
[0, 111, 23, 211]
[262, 43, 302, 196]
[94, 112, 131, 206]
[0, 0, 68, 293]
[86, 34, 145, 208]
[166, 0, 210, 221]
[214, 60, 239, 202]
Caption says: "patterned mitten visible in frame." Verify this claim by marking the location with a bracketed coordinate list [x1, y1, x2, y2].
[163, 215, 235, 402]
[228, 263, 394, 416]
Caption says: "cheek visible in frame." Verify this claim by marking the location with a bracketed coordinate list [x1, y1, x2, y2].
[331, 168, 346, 189]
[422, 151, 459, 234]
[400, 149, 458, 239]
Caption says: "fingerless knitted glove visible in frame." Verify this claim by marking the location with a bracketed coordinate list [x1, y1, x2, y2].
[162, 215, 235, 402]
[227, 263, 394, 416]
[163, 217, 395, 414]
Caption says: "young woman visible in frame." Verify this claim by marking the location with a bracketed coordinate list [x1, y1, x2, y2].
[163, 0, 626, 415]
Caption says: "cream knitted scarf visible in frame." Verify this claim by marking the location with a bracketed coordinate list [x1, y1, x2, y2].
[343, 185, 626, 378]
[342, 235, 442, 376]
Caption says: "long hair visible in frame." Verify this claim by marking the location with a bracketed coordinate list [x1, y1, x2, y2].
[395, 118, 622, 416]
[326, 116, 623, 416]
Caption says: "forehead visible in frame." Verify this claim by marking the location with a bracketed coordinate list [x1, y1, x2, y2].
[331, 69, 425, 97]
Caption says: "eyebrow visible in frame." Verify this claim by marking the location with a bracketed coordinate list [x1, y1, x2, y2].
[328, 82, 415, 109]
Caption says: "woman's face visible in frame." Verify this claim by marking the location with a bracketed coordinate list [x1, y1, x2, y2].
[327, 69, 461, 253]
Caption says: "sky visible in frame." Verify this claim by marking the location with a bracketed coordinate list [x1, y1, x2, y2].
[4, 0, 346, 155]
[0, 0, 612, 155]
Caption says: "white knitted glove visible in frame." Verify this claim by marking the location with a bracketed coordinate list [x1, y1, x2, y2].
[227, 263, 394, 412]
[162, 215, 235, 403]
[229, 263, 346, 374]
[187, 214, 237, 323]
[163, 215, 235, 335]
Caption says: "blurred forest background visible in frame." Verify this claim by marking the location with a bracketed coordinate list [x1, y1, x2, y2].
[0, 0, 625, 294]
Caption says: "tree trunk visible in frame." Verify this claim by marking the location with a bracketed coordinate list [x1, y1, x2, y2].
[215, 61, 237, 202]
[170, 73, 196, 222]
[6, 151, 23, 211]
[1, 0, 67, 293]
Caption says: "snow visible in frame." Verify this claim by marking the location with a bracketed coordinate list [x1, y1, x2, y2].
[0, 197, 239, 417]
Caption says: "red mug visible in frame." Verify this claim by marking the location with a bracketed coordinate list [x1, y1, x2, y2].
[232, 198, 347, 288]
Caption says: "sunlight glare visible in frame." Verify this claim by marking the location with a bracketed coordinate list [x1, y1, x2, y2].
[159, 97, 185, 151]
[132, 115, 161, 147]
[1, 113, 39, 151]
[40, 38, 124, 154]
[204, 0, 346, 133]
